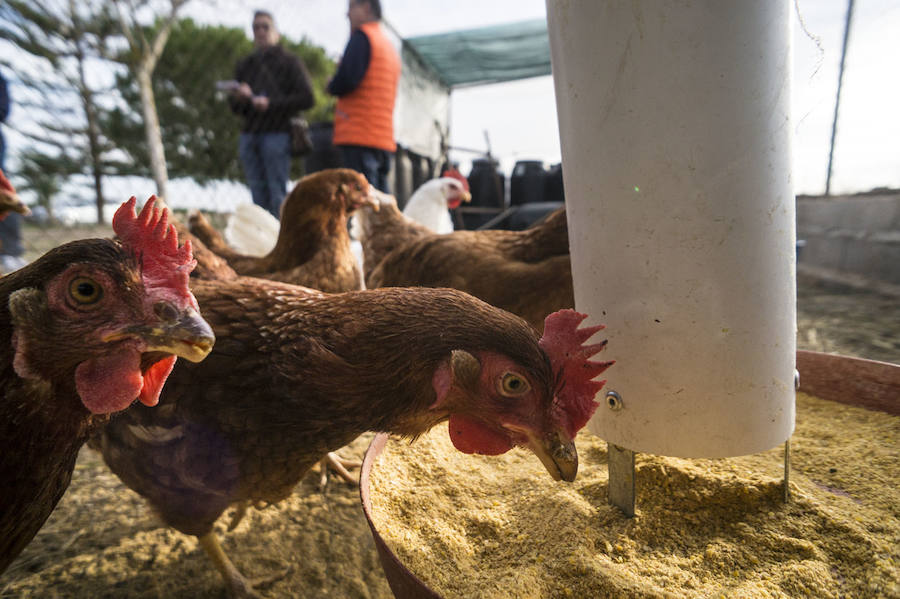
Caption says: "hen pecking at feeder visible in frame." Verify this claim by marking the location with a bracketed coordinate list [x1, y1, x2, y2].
[91, 281, 611, 598]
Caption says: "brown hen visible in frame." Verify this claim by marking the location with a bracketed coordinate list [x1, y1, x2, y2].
[189, 168, 377, 292]
[366, 206, 574, 332]
[0, 198, 214, 574]
[352, 190, 434, 284]
[92, 279, 611, 598]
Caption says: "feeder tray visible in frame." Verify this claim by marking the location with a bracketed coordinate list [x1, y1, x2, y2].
[359, 350, 900, 598]
[360, 433, 441, 599]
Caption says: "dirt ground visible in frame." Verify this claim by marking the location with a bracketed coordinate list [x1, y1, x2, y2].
[795, 272, 900, 364]
[2, 224, 898, 598]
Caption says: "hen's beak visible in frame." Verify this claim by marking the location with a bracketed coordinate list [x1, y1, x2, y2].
[525, 429, 579, 482]
[353, 186, 382, 212]
[447, 191, 472, 210]
[103, 305, 215, 363]
[0, 190, 32, 217]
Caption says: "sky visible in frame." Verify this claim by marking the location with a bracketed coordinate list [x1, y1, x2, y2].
[178, 0, 899, 196]
[3, 0, 898, 219]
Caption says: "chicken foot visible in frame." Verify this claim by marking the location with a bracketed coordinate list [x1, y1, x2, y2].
[198, 531, 290, 599]
[316, 452, 361, 490]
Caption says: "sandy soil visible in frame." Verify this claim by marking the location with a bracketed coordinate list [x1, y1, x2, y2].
[1, 435, 390, 599]
[796, 272, 900, 364]
[1, 225, 897, 598]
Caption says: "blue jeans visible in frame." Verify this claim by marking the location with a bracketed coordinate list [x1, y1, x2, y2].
[338, 145, 392, 193]
[238, 131, 291, 218]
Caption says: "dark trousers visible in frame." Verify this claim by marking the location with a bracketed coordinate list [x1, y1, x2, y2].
[0, 133, 22, 259]
[338, 145, 392, 193]
[0, 213, 23, 256]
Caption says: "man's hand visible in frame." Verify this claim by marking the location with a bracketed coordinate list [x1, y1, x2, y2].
[251, 95, 270, 111]
[234, 82, 253, 101]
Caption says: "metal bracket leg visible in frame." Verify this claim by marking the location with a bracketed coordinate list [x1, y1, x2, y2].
[608, 443, 636, 517]
[784, 439, 791, 502]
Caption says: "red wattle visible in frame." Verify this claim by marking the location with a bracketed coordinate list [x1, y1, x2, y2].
[139, 355, 177, 407]
[447, 414, 513, 455]
[75, 351, 143, 414]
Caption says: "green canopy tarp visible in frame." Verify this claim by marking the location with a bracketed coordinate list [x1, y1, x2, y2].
[403, 19, 551, 89]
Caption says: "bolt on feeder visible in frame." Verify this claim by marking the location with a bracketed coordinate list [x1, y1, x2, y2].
[546, 0, 797, 515]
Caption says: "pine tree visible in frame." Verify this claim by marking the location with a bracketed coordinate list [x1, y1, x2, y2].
[0, 0, 121, 223]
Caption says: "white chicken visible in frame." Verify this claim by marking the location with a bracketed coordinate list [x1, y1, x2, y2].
[399, 176, 471, 233]
[223, 202, 280, 258]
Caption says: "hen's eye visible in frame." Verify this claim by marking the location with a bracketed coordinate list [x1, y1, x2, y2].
[499, 372, 531, 397]
[68, 277, 103, 305]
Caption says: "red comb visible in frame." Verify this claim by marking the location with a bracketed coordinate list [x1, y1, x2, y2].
[539, 309, 614, 438]
[442, 167, 469, 192]
[0, 169, 15, 194]
[113, 196, 197, 307]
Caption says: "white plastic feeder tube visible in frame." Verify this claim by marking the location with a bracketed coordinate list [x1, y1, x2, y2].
[546, 0, 796, 458]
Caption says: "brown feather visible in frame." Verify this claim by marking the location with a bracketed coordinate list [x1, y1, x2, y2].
[367, 207, 574, 332]
[355, 195, 433, 283]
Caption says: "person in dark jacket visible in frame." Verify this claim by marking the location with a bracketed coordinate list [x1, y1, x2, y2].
[228, 11, 314, 218]
[0, 69, 26, 273]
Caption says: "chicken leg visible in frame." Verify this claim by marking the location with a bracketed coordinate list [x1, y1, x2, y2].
[198, 532, 291, 599]
[317, 451, 361, 490]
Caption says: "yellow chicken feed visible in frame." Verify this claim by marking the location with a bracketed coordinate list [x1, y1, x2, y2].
[369, 393, 899, 599]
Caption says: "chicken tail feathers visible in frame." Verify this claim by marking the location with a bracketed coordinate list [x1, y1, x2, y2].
[224, 203, 279, 257]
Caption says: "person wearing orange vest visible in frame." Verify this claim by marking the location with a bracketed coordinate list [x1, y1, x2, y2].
[327, 0, 401, 193]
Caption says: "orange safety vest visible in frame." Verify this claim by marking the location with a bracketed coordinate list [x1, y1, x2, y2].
[333, 22, 401, 152]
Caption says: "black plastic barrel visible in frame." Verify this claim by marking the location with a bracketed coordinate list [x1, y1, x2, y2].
[467, 159, 505, 208]
[510, 160, 546, 205]
[303, 122, 343, 175]
[410, 151, 432, 192]
[544, 162, 566, 204]
[393, 147, 414, 209]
